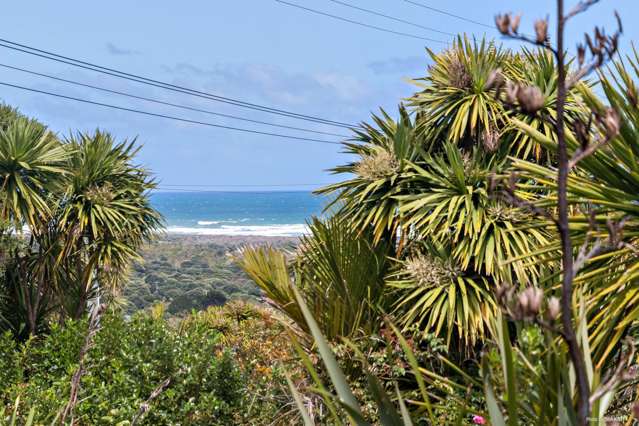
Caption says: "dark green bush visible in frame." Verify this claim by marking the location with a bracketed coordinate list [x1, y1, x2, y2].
[0, 331, 21, 399]
[122, 238, 285, 316]
[1, 310, 247, 425]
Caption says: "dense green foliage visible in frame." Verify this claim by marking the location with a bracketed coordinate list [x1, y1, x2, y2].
[0, 105, 162, 338]
[3, 12, 639, 424]
[238, 216, 392, 340]
[239, 34, 639, 424]
[0, 302, 299, 424]
[123, 236, 294, 315]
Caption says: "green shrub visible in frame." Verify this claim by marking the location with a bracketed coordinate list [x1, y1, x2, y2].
[1, 310, 249, 424]
[0, 331, 21, 399]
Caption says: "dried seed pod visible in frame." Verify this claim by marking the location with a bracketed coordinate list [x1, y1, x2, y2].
[517, 291, 530, 314]
[534, 18, 549, 44]
[526, 287, 543, 316]
[609, 34, 619, 56]
[546, 297, 560, 321]
[495, 14, 511, 35]
[485, 68, 504, 91]
[510, 14, 521, 34]
[595, 27, 605, 46]
[507, 172, 519, 191]
[602, 108, 621, 138]
[577, 44, 586, 67]
[505, 81, 519, 104]
[517, 85, 545, 113]
[585, 33, 598, 55]
[494, 284, 509, 304]
[482, 127, 499, 153]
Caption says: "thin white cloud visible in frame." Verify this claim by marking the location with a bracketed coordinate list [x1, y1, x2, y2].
[368, 56, 427, 75]
[162, 62, 376, 116]
[106, 42, 141, 56]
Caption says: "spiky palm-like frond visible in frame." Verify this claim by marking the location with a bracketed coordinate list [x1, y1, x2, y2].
[0, 119, 68, 230]
[503, 49, 587, 162]
[1, 227, 63, 338]
[509, 49, 639, 367]
[0, 103, 25, 130]
[316, 106, 420, 244]
[409, 40, 585, 162]
[58, 130, 162, 317]
[408, 35, 508, 149]
[398, 143, 551, 286]
[237, 215, 392, 340]
[388, 240, 496, 347]
[62, 131, 161, 243]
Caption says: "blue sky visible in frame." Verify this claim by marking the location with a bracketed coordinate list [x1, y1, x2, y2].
[0, 0, 635, 190]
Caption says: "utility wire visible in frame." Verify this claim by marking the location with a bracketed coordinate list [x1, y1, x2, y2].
[159, 183, 329, 188]
[402, 0, 493, 29]
[155, 186, 325, 192]
[325, 0, 454, 36]
[0, 63, 350, 138]
[274, 0, 447, 44]
[0, 38, 360, 129]
[0, 81, 341, 145]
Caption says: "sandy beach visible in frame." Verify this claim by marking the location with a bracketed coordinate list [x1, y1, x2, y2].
[156, 232, 301, 247]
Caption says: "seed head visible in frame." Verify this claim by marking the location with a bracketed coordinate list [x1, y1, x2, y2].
[602, 108, 620, 138]
[485, 68, 505, 91]
[405, 254, 460, 288]
[517, 85, 545, 113]
[482, 126, 500, 153]
[546, 297, 560, 321]
[355, 149, 399, 180]
[577, 44, 586, 67]
[526, 287, 543, 316]
[510, 14, 522, 34]
[495, 284, 508, 301]
[448, 55, 472, 89]
[487, 204, 524, 223]
[517, 291, 529, 314]
[495, 14, 510, 35]
[534, 18, 549, 44]
[515, 287, 544, 319]
[505, 81, 519, 105]
[85, 183, 115, 205]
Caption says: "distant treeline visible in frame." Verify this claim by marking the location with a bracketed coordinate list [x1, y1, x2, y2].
[124, 237, 296, 315]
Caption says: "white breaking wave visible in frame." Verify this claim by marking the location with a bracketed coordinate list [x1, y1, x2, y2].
[196, 218, 258, 226]
[167, 224, 309, 237]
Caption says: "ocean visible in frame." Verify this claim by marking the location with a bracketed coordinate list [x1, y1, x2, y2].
[150, 191, 328, 237]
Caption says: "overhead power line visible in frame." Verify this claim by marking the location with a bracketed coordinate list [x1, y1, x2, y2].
[0, 38, 360, 130]
[402, 0, 493, 29]
[154, 188, 315, 193]
[155, 185, 327, 192]
[325, 0, 454, 36]
[274, 0, 447, 44]
[0, 63, 350, 138]
[0, 81, 341, 145]
[159, 183, 329, 188]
